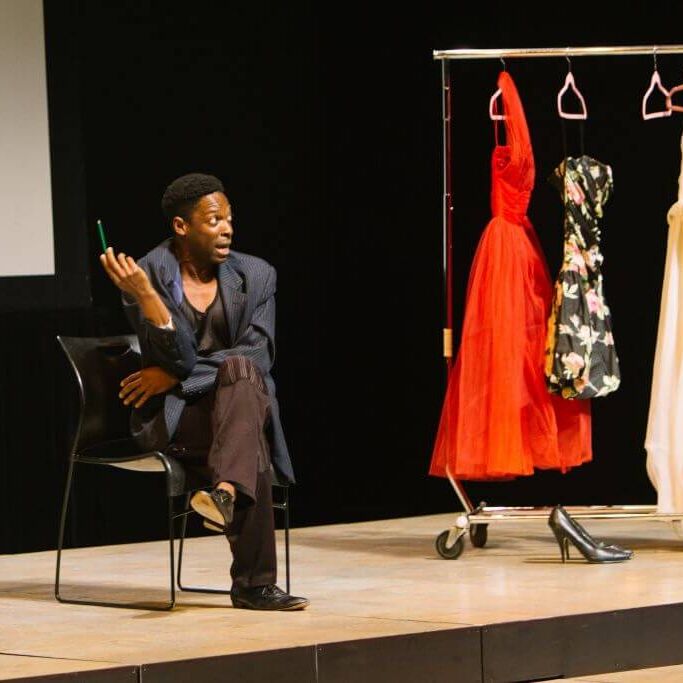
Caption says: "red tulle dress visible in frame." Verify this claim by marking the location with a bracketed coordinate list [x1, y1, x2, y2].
[429, 72, 592, 481]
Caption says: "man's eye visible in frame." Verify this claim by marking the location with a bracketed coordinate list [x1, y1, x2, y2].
[209, 217, 218, 225]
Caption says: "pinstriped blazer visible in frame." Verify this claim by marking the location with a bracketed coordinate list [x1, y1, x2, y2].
[123, 238, 294, 484]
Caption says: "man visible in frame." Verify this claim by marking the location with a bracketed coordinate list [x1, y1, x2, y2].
[99, 173, 308, 611]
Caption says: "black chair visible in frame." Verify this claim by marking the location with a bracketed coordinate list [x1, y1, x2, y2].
[55, 334, 291, 611]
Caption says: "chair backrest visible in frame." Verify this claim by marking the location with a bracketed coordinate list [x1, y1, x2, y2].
[57, 335, 141, 453]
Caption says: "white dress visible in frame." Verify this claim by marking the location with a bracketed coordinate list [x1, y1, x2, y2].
[645, 133, 683, 518]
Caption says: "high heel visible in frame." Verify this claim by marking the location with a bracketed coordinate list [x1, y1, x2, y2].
[549, 523, 571, 562]
[548, 506, 632, 563]
[556, 506, 634, 559]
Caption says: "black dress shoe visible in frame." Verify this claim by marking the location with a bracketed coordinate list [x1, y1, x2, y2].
[190, 488, 235, 527]
[231, 584, 309, 611]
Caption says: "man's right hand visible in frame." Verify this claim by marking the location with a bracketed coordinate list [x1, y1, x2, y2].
[119, 366, 180, 408]
[99, 247, 153, 301]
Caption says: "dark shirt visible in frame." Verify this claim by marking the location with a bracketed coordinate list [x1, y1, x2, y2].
[179, 289, 230, 355]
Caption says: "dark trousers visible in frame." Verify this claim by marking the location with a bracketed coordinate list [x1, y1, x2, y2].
[171, 357, 277, 590]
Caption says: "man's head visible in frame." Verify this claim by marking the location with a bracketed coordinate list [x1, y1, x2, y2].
[161, 173, 233, 265]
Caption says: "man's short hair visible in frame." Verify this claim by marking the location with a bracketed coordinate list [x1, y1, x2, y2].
[161, 173, 225, 222]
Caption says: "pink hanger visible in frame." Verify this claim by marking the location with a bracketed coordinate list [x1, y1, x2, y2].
[489, 88, 505, 120]
[666, 84, 683, 113]
[557, 55, 588, 120]
[489, 58, 506, 121]
[643, 71, 672, 119]
[643, 48, 672, 119]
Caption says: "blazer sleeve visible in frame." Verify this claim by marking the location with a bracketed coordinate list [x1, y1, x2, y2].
[180, 265, 276, 398]
[122, 263, 197, 380]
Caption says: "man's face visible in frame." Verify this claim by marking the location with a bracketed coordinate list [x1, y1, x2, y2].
[176, 191, 233, 265]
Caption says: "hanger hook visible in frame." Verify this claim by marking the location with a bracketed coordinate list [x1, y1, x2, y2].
[653, 45, 658, 71]
[500, 56, 506, 71]
[565, 51, 572, 73]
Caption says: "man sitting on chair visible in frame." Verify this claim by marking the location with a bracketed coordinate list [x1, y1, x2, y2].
[99, 173, 308, 611]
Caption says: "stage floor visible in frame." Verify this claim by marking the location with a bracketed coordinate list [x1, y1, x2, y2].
[564, 664, 683, 681]
[1, 513, 683, 682]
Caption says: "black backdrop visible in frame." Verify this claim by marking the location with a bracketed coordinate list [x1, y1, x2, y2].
[2, 1, 683, 554]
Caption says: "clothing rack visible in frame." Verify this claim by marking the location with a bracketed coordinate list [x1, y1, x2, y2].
[433, 44, 683, 560]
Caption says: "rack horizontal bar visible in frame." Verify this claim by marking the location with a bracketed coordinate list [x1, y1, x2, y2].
[433, 45, 683, 60]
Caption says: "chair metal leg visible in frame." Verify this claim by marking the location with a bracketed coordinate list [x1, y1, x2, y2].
[54, 460, 175, 611]
[176, 485, 291, 596]
[176, 492, 231, 595]
[167, 496, 177, 608]
[176, 493, 191, 588]
[284, 487, 291, 594]
[55, 458, 76, 603]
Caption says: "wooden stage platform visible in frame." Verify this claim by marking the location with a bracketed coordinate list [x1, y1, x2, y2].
[2, 513, 683, 682]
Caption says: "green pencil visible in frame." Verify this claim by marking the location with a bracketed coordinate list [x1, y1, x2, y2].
[96, 219, 108, 253]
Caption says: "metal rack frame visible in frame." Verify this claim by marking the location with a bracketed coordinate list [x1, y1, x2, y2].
[434, 44, 683, 559]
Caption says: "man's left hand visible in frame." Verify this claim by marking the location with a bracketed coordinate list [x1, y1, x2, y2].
[119, 367, 179, 408]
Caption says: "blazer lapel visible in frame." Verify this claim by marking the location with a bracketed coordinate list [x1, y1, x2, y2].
[157, 241, 248, 347]
[218, 258, 247, 345]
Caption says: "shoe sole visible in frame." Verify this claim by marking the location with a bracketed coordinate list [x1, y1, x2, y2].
[231, 598, 310, 611]
[203, 519, 224, 533]
[190, 491, 226, 527]
[202, 520, 238, 543]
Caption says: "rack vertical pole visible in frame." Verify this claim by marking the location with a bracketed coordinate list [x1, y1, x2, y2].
[442, 60, 454, 371]
[440, 59, 476, 514]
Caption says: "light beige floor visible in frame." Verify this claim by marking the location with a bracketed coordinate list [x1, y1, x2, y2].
[563, 663, 683, 681]
[0, 513, 682, 680]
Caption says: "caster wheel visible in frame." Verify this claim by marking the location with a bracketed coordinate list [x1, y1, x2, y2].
[435, 530, 465, 560]
[470, 523, 488, 548]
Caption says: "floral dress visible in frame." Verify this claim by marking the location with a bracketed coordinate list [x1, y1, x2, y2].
[545, 156, 620, 399]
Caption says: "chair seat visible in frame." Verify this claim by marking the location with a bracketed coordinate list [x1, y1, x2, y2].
[76, 438, 291, 497]
[78, 437, 154, 461]
[76, 439, 212, 496]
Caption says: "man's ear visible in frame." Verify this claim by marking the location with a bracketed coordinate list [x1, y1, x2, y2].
[172, 216, 188, 237]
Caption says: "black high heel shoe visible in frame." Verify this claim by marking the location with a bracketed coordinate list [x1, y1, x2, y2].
[556, 506, 633, 559]
[548, 506, 632, 563]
